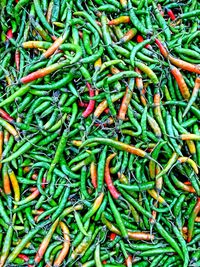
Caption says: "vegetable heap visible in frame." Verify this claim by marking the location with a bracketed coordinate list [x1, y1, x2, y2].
[0, 0, 200, 266]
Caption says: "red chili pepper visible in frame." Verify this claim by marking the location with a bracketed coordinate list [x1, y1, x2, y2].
[155, 38, 169, 57]
[136, 35, 152, 49]
[105, 153, 121, 199]
[104, 108, 110, 114]
[6, 29, 13, 40]
[110, 232, 117, 241]
[78, 101, 89, 108]
[42, 177, 47, 189]
[0, 108, 14, 123]
[166, 8, 176, 20]
[18, 254, 29, 262]
[184, 181, 191, 185]
[82, 83, 96, 118]
[37, 208, 44, 213]
[136, 35, 144, 43]
[102, 260, 107, 264]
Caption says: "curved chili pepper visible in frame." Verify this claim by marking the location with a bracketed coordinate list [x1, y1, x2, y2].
[82, 83, 96, 118]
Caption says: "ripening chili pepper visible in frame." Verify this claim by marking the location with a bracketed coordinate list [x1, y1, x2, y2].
[125, 255, 132, 267]
[118, 28, 137, 43]
[187, 198, 200, 242]
[120, 0, 128, 9]
[108, 16, 130, 25]
[136, 35, 152, 49]
[81, 137, 152, 159]
[15, 50, 20, 71]
[8, 169, 20, 202]
[1, 1, 200, 264]
[0, 118, 19, 140]
[14, 189, 40, 206]
[0, 109, 14, 123]
[82, 83, 96, 118]
[41, 35, 67, 59]
[94, 92, 124, 118]
[34, 218, 59, 264]
[102, 212, 154, 240]
[157, 3, 164, 16]
[155, 39, 200, 74]
[105, 153, 121, 199]
[53, 222, 70, 267]
[177, 157, 199, 174]
[18, 254, 29, 262]
[90, 161, 97, 189]
[195, 217, 200, 222]
[118, 85, 133, 120]
[180, 134, 200, 141]
[170, 66, 191, 100]
[20, 60, 70, 83]
[135, 68, 147, 106]
[83, 192, 104, 222]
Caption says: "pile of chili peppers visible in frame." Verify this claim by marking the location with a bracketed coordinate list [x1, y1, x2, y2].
[0, 0, 200, 266]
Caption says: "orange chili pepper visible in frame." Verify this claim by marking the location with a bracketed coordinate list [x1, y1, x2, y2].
[125, 255, 132, 267]
[118, 86, 133, 120]
[53, 222, 70, 267]
[135, 68, 147, 106]
[118, 28, 137, 43]
[90, 161, 97, 189]
[195, 216, 200, 222]
[34, 218, 59, 264]
[46, 1, 53, 23]
[15, 50, 20, 71]
[180, 134, 200, 141]
[170, 66, 190, 100]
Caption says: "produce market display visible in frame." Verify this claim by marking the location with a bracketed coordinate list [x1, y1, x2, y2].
[0, 0, 200, 266]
